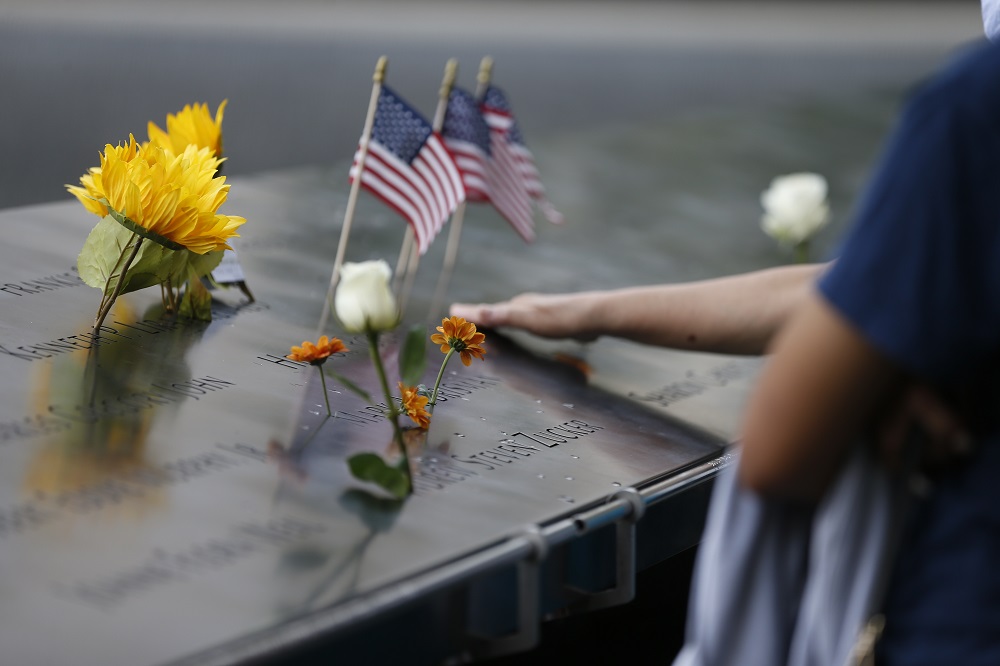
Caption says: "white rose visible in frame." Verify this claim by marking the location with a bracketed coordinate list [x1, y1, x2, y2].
[760, 172, 830, 246]
[335, 260, 399, 333]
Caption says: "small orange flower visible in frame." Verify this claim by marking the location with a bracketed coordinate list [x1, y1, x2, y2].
[398, 383, 431, 429]
[430, 316, 486, 366]
[287, 335, 347, 365]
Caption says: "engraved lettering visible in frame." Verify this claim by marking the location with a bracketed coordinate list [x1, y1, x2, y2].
[114, 320, 163, 335]
[0, 271, 84, 297]
[476, 451, 517, 463]
[95, 325, 133, 340]
[451, 454, 496, 470]
[0, 345, 50, 361]
[216, 443, 270, 463]
[0, 414, 73, 442]
[27, 340, 82, 354]
[413, 477, 447, 492]
[510, 431, 555, 447]
[256, 353, 306, 369]
[1, 284, 35, 295]
[62, 518, 327, 610]
[331, 412, 373, 426]
[530, 432, 569, 444]
[495, 443, 537, 456]
[0, 501, 56, 539]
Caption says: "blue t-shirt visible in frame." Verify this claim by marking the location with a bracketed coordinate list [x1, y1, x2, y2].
[819, 40, 1000, 664]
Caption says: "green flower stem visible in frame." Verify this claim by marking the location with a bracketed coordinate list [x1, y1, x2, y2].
[96, 231, 138, 322]
[429, 348, 456, 410]
[367, 330, 412, 495]
[794, 240, 810, 264]
[317, 366, 333, 417]
[94, 234, 143, 331]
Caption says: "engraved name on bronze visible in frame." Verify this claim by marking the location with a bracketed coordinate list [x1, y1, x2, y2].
[628, 360, 754, 408]
[0, 302, 269, 364]
[0, 450, 251, 541]
[0, 269, 84, 298]
[0, 376, 237, 445]
[508, 419, 605, 449]
[60, 518, 328, 610]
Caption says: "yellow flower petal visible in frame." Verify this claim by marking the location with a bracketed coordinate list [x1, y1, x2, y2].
[68, 135, 245, 254]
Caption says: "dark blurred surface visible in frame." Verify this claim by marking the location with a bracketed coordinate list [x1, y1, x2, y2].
[0, 1, 983, 210]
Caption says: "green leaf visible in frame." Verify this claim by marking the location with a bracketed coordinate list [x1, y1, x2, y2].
[178, 274, 212, 321]
[186, 250, 224, 279]
[327, 369, 373, 404]
[78, 216, 175, 294]
[163, 249, 224, 290]
[347, 453, 409, 499]
[399, 324, 427, 386]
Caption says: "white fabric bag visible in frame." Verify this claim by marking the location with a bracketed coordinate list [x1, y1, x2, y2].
[674, 447, 907, 666]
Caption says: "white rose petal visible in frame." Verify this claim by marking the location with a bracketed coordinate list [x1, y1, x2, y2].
[335, 260, 398, 333]
[760, 172, 830, 246]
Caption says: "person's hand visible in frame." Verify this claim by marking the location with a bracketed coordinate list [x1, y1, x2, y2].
[878, 383, 972, 471]
[450, 292, 600, 341]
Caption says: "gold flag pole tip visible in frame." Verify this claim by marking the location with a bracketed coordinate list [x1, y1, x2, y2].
[374, 56, 388, 83]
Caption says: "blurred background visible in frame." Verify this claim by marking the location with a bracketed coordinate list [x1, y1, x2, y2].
[0, 0, 986, 311]
[1, 1, 985, 284]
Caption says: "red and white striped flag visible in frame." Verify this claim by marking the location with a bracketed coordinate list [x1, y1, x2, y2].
[442, 87, 535, 241]
[349, 85, 465, 254]
[481, 86, 564, 227]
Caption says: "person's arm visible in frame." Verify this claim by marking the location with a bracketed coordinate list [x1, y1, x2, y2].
[738, 290, 905, 501]
[451, 263, 826, 355]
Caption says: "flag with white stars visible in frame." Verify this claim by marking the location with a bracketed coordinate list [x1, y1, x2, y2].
[441, 88, 491, 202]
[443, 86, 537, 241]
[350, 85, 465, 254]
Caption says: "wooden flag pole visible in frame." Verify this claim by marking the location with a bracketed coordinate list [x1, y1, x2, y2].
[428, 56, 493, 320]
[398, 58, 459, 314]
[318, 56, 388, 335]
[398, 238, 420, 313]
[391, 230, 413, 296]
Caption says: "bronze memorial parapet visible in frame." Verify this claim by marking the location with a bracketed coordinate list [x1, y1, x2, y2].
[0, 168, 757, 665]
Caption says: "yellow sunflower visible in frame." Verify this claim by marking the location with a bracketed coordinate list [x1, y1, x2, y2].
[430, 316, 487, 366]
[398, 382, 431, 429]
[148, 100, 228, 157]
[66, 134, 146, 218]
[67, 136, 245, 254]
[287, 336, 348, 365]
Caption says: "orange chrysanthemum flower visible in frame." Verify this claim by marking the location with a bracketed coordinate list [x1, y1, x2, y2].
[287, 335, 348, 366]
[398, 382, 431, 429]
[430, 316, 486, 366]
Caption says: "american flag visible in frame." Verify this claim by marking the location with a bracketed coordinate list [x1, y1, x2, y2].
[350, 85, 465, 254]
[441, 88, 490, 202]
[443, 87, 535, 241]
[480, 86, 564, 227]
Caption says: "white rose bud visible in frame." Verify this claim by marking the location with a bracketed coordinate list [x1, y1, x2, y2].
[760, 172, 831, 246]
[335, 260, 399, 333]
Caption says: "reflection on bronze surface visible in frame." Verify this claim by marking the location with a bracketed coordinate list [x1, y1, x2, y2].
[21, 301, 206, 514]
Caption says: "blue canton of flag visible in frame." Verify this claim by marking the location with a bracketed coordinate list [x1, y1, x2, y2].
[350, 85, 465, 254]
[442, 88, 491, 202]
[481, 86, 564, 228]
